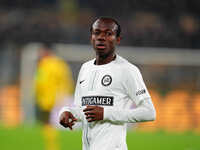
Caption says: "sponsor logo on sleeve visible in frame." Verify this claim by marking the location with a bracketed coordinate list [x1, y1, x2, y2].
[101, 75, 112, 86]
[136, 89, 146, 96]
[81, 96, 114, 106]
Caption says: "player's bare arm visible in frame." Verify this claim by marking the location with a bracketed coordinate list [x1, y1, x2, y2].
[83, 106, 104, 122]
[59, 111, 77, 130]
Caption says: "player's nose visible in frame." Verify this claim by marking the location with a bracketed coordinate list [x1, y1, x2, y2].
[97, 32, 106, 41]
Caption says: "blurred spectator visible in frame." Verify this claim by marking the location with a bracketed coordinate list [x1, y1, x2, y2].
[34, 43, 74, 124]
[128, 12, 177, 47]
[0, 0, 200, 49]
[33, 43, 74, 150]
[129, 12, 163, 46]
[0, 0, 58, 9]
[177, 14, 200, 49]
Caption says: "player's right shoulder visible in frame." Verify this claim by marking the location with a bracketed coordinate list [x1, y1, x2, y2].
[82, 59, 95, 67]
[79, 59, 95, 71]
[118, 56, 139, 72]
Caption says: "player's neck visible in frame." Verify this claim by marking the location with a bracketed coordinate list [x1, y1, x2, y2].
[95, 53, 116, 65]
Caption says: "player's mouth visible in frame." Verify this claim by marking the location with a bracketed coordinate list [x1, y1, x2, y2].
[96, 43, 106, 49]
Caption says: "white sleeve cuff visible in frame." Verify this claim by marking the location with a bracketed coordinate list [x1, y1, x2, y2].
[58, 107, 70, 119]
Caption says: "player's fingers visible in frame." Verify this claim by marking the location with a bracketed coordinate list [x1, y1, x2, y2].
[64, 116, 69, 124]
[68, 124, 73, 130]
[60, 117, 69, 128]
[60, 116, 70, 128]
[60, 113, 67, 124]
[84, 111, 95, 116]
[83, 105, 96, 112]
[87, 117, 96, 122]
[59, 118, 64, 125]
[61, 120, 69, 128]
[86, 114, 95, 120]
[72, 118, 78, 122]
[68, 121, 76, 130]
[69, 118, 77, 124]
[69, 113, 78, 122]
[60, 120, 65, 127]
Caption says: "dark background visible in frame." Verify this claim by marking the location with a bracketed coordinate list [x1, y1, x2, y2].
[0, 0, 200, 49]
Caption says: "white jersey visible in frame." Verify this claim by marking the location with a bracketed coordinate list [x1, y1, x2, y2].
[59, 55, 156, 150]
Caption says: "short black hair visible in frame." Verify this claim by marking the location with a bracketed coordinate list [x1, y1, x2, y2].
[90, 17, 121, 37]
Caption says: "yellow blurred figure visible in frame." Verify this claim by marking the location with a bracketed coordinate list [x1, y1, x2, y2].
[34, 43, 74, 122]
[35, 53, 74, 110]
[34, 43, 74, 150]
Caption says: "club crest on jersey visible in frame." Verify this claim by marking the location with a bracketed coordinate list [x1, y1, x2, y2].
[101, 75, 112, 86]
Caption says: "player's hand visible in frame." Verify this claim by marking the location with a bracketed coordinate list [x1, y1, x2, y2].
[59, 111, 77, 130]
[83, 106, 104, 122]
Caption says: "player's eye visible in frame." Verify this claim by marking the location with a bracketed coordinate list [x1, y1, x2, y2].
[93, 31, 100, 35]
[106, 32, 112, 36]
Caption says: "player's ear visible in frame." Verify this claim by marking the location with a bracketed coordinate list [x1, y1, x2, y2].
[116, 36, 121, 45]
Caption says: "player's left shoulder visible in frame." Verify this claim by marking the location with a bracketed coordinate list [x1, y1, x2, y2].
[117, 55, 140, 73]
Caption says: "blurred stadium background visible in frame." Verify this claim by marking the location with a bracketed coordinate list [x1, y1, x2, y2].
[0, 0, 200, 150]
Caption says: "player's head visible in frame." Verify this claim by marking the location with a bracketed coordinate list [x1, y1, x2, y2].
[38, 43, 54, 58]
[90, 17, 121, 37]
[90, 17, 121, 58]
